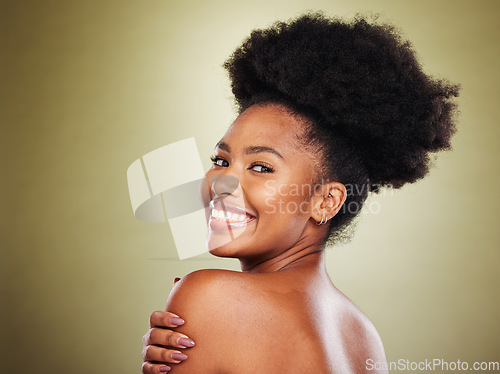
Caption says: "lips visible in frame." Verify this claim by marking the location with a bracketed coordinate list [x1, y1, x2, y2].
[208, 200, 256, 231]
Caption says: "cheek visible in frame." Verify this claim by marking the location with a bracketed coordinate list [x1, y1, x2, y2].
[255, 181, 312, 222]
[257, 193, 311, 251]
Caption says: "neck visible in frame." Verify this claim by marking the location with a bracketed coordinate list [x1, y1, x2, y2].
[239, 238, 326, 273]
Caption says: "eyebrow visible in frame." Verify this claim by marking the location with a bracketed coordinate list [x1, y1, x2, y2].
[215, 141, 285, 160]
[215, 141, 231, 153]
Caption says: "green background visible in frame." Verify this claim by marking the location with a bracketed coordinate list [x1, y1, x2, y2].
[1, 0, 499, 372]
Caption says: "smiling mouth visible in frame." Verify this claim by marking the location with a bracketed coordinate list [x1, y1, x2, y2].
[208, 200, 256, 230]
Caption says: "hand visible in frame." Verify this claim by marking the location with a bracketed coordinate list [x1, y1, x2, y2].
[142, 280, 195, 373]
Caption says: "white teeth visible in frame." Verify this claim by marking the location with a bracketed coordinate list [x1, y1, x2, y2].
[211, 208, 248, 222]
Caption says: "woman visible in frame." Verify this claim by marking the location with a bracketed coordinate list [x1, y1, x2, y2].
[141, 12, 459, 373]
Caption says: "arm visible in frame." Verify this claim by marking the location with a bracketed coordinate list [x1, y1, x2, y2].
[141, 279, 195, 374]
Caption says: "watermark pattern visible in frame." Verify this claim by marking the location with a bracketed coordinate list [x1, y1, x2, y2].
[127, 138, 246, 259]
[262, 179, 393, 215]
[366, 358, 500, 373]
[127, 138, 394, 259]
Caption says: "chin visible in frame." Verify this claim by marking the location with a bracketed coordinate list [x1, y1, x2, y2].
[205, 221, 252, 256]
[207, 241, 242, 258]
[208, 247, 232, 258]
[206, 233, 257, 259]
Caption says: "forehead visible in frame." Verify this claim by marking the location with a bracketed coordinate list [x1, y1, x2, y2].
[220, 104, 306, 153]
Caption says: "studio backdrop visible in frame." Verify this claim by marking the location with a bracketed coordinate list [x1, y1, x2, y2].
[1, 0, 499, 373]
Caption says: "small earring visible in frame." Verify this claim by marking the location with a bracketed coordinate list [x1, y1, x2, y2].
[316, 213, 327, 225]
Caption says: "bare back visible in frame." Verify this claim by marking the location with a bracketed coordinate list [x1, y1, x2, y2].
[165, 268, 386, 373]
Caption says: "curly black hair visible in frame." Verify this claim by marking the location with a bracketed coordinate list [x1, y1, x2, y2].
[223, 11, 460, 244]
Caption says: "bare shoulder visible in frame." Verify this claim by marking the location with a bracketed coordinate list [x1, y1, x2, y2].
[336, 292, 388, 374]
[165, 269, 320, 373]
[167, 268, 231, 297]
[166, 269, 249, 310]
[165, 269, 269, 373]
[166, 268, 285, 324]
[165, 270, 387, 373]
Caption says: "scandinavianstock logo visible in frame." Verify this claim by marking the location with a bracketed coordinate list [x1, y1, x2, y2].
[127, 138, 389, 260]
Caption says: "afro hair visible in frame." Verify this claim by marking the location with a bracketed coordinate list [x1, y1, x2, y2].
[223, 11, 460, 244]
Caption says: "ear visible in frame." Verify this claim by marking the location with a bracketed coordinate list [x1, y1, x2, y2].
[310, 181, 347, 224]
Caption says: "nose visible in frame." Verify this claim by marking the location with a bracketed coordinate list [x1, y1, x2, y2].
[208, 174, 240, 198]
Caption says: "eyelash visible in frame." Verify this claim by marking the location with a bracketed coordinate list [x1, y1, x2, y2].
[250, 162, 275, 173]
[210, 155, 275, 173]
[210, 155, 228, 168]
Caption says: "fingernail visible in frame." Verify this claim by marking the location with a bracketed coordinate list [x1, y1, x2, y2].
[178, 337, 195, 348]
[169, 317, 185, 326]
[159, 365, 171, 372]
[174, 277, 181, 283]
[172, 352, 188, 361]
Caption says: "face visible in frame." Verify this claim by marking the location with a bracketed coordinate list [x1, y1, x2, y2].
[203, 104, 321, 263]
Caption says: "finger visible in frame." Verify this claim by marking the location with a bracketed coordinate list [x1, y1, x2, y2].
[142, 361, 171, 373]
[149, 310, 185, 329]
[142, 345, 188, 364]
[143, 327, 195, 349]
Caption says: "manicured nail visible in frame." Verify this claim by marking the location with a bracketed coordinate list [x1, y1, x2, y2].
[172, 352, 188, 361]
[159, 365, 171, 372]
[169, 316, 185, 326]
[178, 337, 195, 348]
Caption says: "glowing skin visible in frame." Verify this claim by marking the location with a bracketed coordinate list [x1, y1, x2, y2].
[144, 104, 387, 374]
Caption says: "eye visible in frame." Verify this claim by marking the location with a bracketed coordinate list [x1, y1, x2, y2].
[210, 155, 229, 167]
[249, 163, 274, 173]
